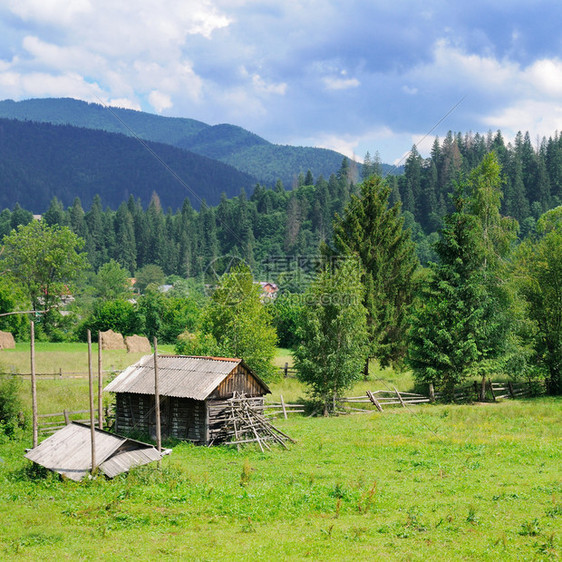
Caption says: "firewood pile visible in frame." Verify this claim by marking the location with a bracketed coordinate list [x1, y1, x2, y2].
[211, 392, 295, 451]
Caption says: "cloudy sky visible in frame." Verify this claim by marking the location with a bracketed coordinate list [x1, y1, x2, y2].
[1, 0, 562, 164]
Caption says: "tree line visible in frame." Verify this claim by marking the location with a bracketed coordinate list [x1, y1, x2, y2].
[1, 136, 561, 409]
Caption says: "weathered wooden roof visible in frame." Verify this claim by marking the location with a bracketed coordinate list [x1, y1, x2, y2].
[104, 355, 270, 399]
[24, 423, 168, 481]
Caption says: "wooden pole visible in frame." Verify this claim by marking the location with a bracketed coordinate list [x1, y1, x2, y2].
[280, 394, 287, 420]
[488, 378, 497, 402]
[30, 320, 38, 448]
[87, 330, 96, 472]
[429, 383, 435, 403]
[97, 332, 103, 429]
[366, 390, 384, 412]
[153, 337, 162, 453]
[394, 386, 406, 408]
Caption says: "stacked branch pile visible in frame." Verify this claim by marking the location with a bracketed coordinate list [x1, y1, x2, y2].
[211, 392, 295, 451]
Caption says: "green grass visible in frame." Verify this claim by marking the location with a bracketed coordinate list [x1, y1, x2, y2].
[0, 396, 560, 560]
[0, 343, 176, 376]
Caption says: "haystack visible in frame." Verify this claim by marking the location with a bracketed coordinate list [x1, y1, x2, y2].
[100, 329, 126, 350]
[0, 331, 16, 350]
[125, 334, 151, 353]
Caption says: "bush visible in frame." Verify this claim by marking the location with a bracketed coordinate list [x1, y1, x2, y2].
[0, 374, 25, 438]
[79, 299, 142, 340]
[175, 330, 222, 356]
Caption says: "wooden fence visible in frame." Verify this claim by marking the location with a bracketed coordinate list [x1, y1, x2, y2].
[38, 410, 98, 435]
[277, 363, 297, 379]
[339, 388, 430, 413]
[338, 380, 542, 414]
[265, 395, 305, 419]
[5, 369, 121, 380]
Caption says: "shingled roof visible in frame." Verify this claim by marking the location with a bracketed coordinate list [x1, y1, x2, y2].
[104, 355, 270, 400]
[25, 422, 169, 481]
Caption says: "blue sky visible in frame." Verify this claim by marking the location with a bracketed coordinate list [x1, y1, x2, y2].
[1, 1, 562, 164]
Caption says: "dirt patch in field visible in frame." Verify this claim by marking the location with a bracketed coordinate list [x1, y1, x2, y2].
[125, 335, 151, 353]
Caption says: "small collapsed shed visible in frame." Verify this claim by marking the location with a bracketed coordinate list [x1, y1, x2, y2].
[24, 422, 168, 481]
[104, 355, 271, 445]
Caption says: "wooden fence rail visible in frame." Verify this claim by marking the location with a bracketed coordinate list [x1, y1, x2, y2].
[37, 409, 98, 435]
[3, 369, 122, 380]
[338, 380, 542, 414]
[265, 395, 305, 419]
[277, 363, 297, 378]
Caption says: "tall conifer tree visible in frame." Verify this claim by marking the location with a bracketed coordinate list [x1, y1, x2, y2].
[332, 175, 419, 367]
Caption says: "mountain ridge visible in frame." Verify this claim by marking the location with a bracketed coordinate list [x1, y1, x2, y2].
[0, 117, 257, 212]
[0, 98, 396, 187]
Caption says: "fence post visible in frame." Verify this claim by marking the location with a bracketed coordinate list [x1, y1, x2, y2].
[488, 379, 497, 402]
[473, 381, 480, 401]
[31, 320, 38, 449]
[63, 409, 70, 425]
[507, 381, 515, 398]
[429, 383, 435, 403]
[366, 390, 384, 412]
[87, 330, 96, 473]
[284, 362, 288, 378]
[280, 394, 288, 419]
[394, 386, 406, 408]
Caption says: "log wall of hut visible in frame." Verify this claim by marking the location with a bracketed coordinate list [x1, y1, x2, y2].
[115, 393, 207, 443]
[115, 393, 152, 436]
[169, 397, 206, 443]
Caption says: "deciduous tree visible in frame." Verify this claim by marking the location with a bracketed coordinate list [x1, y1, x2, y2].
[1, 220, 88, 315]
[513, 207, 562, 394]
[201, 264, 277, 381]
[293, 258, 368, 415]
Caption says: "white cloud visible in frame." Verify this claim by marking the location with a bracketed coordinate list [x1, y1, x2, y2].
[525, 59, 562, 96]
[108, 98, 142, 111]
[483, 100, 562, 139]
[22, 36, 105, 73]
[323, 76, 360, 91]
[9, 0, 92, 25]
[3, 0, 228, 113]
[400, 40, 562, 143]
[0, 70, 105, 101]
[149, 90, 173, 113]
[251, 74, 287, 95]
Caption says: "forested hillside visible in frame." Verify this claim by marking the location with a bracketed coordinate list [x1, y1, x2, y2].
[0, 118, 257, 211]
[0, 97, 208, 144]
[397, 130, 562, 235]
[1, 128, 561, 278]
[0, 98, 369, 187]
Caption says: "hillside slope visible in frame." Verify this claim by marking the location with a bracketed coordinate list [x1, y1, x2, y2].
[0, 98, 367, 186]
[0, 118, 257, 212]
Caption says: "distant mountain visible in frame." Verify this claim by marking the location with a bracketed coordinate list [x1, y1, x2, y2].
[0, 118, 257, 212]
[0, 98, 208, 145]
[0, 98, 397, 187]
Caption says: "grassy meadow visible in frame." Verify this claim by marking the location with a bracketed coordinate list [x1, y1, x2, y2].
[0, 346, 560, 560]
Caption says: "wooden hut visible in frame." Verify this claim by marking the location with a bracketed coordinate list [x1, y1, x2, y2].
[25, 422, 168, 481]
[104, 355, 270, 445]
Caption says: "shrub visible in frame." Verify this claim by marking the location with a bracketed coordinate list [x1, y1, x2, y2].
[0, 374, 25, 438]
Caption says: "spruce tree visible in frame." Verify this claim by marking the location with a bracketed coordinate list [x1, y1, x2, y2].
[332, 175, 419, 367]
[407, 190, 489, 394]
[408, 153, 517, 395]
[114, 202, 137, 274]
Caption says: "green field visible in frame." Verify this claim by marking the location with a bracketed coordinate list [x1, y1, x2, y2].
[0, 348, 560, 560]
